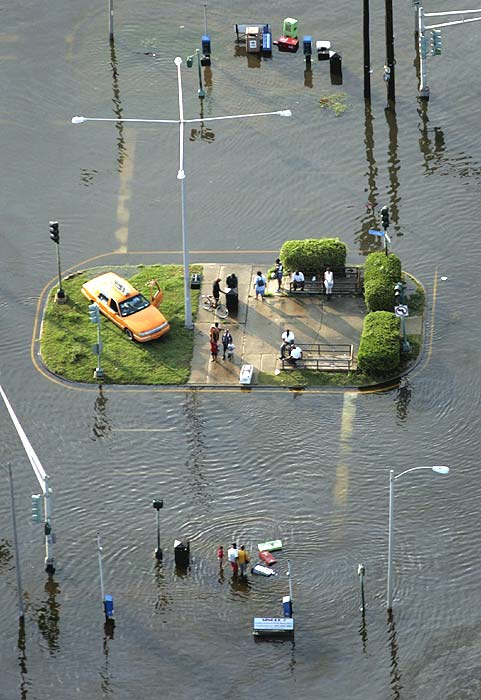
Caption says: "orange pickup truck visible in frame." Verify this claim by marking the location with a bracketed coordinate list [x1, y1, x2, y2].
[81, 272, 170, 342]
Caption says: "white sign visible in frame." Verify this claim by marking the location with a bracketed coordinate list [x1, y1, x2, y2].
[394, 305, 409, 318]
[253, 618, 294, 631]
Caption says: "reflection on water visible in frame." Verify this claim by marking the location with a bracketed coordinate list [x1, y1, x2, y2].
[304, 67, 313, 89]
[359, 609, 368, 654]
[153, 562, 172, 613]
[394, 379, 411, 422]
[189, 100, 215, 144]
[0, 538, 13, 572]
[91, 386, 112, 441]
[17, 618, 29, 700]
[183, 393, 210, 506]
[387, 611, 402, 700]
[35, 577, 61, 655]
[100, 620, 115, 697]
[385, 105, 401, 237]
[110, 41, 128, 173]
[358, 100, 380, 253]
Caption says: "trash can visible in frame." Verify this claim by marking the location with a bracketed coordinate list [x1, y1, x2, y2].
[190, 273, 202, 289]
[226, 288, 239, 314]
[174, 539, 190, 567]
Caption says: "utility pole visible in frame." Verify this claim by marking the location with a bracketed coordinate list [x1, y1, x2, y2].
[0, 385, 56, 574]
[49, 221, 66, 303]
[108, 0, 114, 43]
[385, 0, 395, 101]
[358, 563, 366, 612]
[363, 0, 371, 100]
[152, 499, 163, 561]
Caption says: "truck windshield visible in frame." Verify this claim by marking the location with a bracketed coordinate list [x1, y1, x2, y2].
[119, 294, 150, 317]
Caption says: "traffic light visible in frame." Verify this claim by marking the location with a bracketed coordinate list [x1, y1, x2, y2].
[89, 302, 100, 324]
[31, 494, 43, 523]
[420, 35, 428, 60]
[431, 29, 442, 56]
[394, 282, 403, 304]
[380, 206, 390, 229]
[49, 221, 60, 244]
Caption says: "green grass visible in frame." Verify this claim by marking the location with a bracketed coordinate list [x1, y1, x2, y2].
[256, 370, 371, 387]
[41, 265, 201, 384]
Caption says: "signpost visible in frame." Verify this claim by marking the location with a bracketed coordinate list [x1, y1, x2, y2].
[368, 228, 391, 255]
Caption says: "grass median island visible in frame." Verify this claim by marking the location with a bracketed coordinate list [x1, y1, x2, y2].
[41, 264, 202, 384]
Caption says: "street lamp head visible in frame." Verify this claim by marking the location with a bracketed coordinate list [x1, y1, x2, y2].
[432, 465, 449, 475]
[152, 499, 164, 510]
[174, 56, 182, 67]
[72, 116, 86, 124]
[278, 109, 292, 117]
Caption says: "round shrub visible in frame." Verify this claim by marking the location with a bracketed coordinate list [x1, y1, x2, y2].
[357, 311, 400, 375]
[364, 252, 402, 311]
[280, 238, 347, 275]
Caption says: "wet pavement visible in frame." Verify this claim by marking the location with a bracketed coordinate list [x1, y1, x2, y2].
[189, 263, 421, 384]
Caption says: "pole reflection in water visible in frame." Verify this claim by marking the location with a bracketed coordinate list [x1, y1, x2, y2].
[304, 66, 313, 89]
[385, 105, 401, 237]
[357, 100, 379, 253]
[91, 386, 112, 441]
[183, 393, 210, 506]
[189, 100, 215, 144]
[359, 609, 368, 654]
[36, 577, 61, 655]
[17, 618, 29, 700]
[394, 379, 411, 422]
[100, 619, 115, 698]
[110, 40, 128, 173]
[418, 100, 446, 175]
[387, 610, 403, 700]
[154, 561, 172, 613]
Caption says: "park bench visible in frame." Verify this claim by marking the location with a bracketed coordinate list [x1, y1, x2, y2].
[287, 267, 363, 296]
[280, 344, 354, 372]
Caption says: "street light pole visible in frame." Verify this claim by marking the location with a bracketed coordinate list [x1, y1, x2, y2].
[2, 463, 24, 620]
[152, 499, 163, 561]
[387, 465, 450, 610]
[72, 61, 291, 330]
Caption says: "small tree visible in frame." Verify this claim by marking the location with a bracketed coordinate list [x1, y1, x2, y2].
[364, 252, 402, 311]
[280, 238, 347, 275]
[357, 311, 401, 375]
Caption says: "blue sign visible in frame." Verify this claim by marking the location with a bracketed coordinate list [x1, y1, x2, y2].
[368, 229, 385, 237]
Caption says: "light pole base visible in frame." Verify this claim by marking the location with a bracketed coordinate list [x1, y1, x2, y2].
[154, 548, 163, 561]
[198, 88, 206, 99]
[94, 368, 104, 380]
[55, 291, 67, 304]
[402, 340, 411, 353]
[418, 86, 430, 101]
[45, 559, 55, 575]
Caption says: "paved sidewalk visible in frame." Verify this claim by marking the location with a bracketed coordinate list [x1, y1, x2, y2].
[189, 264, 373, 385]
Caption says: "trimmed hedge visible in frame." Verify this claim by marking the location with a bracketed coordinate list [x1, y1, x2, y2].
[280, 238, 347, 275]
[364, 252, 402, 311]
[357, 311, 401, 375]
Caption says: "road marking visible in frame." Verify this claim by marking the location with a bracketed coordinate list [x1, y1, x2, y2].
[114, 130, 136, 253]
[112, 427, 176, 432]
[333, 392, 357, 507]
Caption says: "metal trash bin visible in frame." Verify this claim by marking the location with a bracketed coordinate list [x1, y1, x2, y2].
[174, 539, 190, 567]
[226, 288, 239, 313]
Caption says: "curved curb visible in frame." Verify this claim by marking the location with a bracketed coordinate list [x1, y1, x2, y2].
[32, 259, 433, 396]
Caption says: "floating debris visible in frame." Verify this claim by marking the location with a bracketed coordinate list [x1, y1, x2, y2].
[319, 92, 347, 116]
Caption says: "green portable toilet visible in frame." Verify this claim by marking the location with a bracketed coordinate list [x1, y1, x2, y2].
[283, 17, 298, 39]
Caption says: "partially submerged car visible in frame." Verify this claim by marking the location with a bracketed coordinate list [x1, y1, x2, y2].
[81, 272, 170, 342]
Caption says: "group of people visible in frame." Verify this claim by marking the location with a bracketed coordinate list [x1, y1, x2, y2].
[217, 543, 250, 577]
[212, 272, 238, 307]
[291, 268, 334, 297]
[209, 322, 235, 362]
[279, 328, 303, 365]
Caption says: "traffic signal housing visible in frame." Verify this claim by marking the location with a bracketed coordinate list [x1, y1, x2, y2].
[431, 29, 442, 56]
[380, 206, 390, 229]
[49, 221, 60, 244]
[32, 494, 43, 523]
[89, 302, 100, 324]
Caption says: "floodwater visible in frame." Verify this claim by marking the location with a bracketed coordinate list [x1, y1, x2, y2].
[1, 0, 481, 698]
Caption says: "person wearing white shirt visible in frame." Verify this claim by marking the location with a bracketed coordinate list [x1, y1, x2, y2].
[227, 543, 239, 575]
[288, 345, 303, 366]
[324, 268, 334, 298]
[291, 270, 305, 291]
[280, 329, 295, 359]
